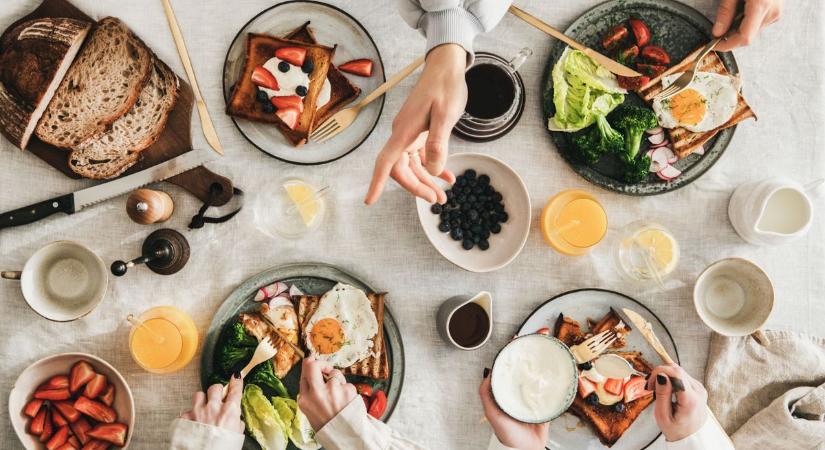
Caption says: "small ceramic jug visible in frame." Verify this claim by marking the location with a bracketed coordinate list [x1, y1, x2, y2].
[728, 178, 823, 245]
[436, 291, 493, 350]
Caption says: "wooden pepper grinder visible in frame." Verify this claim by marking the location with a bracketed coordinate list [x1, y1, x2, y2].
[111, 229, 190, 277]
[126, 189, 174, 224]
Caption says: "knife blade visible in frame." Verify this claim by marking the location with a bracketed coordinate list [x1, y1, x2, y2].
[258, 313, 307, 360]
[508, 5, 642, 78]
[0, 149, 213, 229]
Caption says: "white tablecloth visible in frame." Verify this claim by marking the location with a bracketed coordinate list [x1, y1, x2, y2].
[1, 1, 824, 449]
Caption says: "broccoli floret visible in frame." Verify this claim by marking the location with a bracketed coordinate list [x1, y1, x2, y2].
[247, 360, 289, 398]
[609, 105, 658, 162]
[215, 322, 257, 375]
[623, 154, 651, 184]
[595, 115, 624, 155]
[570, 114, 625, 165]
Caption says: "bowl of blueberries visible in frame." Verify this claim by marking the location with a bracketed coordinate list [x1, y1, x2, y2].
[416, 153, 531, 272]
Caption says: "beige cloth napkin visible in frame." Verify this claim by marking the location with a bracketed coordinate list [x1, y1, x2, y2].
[704, 331, 825, 450]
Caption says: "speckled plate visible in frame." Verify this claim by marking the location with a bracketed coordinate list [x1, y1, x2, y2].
[200, 263, 404, 450]
[223, 1, 385, 165]
[542, 0, 740, 195]
[518, 289, 679, 450]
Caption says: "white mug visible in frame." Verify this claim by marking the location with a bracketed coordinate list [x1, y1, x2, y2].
[728, 178, 823, 245]
[693, 258, 774, 344]
[2, 241, 108, 321]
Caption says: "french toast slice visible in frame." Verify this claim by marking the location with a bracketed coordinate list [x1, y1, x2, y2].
[638, 48, 756, 159]
[296, 292, 389, 380]
[284, 21, 360, 129]
[226, 33, 334, 146]
[556, 311, 653, 447]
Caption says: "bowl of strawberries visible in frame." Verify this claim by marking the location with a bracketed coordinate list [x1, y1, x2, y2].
[9, 353, 134, 449]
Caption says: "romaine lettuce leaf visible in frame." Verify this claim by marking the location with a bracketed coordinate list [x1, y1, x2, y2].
[291, 397, 321, 450]
[242, 385, 289, 450]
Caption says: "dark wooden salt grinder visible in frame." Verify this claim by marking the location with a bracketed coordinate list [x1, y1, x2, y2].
[111, 229, 190, 276]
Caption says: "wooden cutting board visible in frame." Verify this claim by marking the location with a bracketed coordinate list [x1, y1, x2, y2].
[6, 0, 234, 206]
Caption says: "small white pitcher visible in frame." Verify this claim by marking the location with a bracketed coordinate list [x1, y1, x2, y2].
[728, 178, 823, 245]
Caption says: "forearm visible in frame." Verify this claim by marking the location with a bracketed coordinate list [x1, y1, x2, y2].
[168, 418, 245, 450]
[487, 434, 520, 450]
[664, 416, 735, 450]
[316, 398, 430, 450]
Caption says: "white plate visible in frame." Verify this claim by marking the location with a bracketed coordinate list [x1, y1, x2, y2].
[9, 353, 135, 449]
[223, 1, 385, 165]
[518, 289, 680, 450]
[415, 153, 531, 272]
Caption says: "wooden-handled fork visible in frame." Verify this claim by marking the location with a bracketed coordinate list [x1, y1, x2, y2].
[221, 335, 277, 398]
[310, 56, 425, 143]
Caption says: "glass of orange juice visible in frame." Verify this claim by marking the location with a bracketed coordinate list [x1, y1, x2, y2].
[540, 189, 608, 256]
[128, 306, 198, 374]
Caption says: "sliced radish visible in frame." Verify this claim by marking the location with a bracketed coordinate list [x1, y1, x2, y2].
[254, 281, 288, 301]
[648, 132, 665, 145]
[650, 139, 670, 149]
[694, 145, 705, 156]
[658, 146, 677, 163]
[645, 126, 663, 135]
[289, 284, 304, 297]
[657, 165, 682, 181]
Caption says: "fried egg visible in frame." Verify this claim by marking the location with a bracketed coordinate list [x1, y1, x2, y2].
[304, 283, 378, 368]
[652, 72, 740, 133]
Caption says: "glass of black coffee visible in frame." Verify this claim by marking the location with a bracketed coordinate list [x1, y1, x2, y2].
[436, 292, 493, 350]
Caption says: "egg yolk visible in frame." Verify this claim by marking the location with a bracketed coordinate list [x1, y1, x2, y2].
[309, 318, 345, 354]
[668, 88, 706, 126]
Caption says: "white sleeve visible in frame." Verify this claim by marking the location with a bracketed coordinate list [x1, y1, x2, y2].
[396, 0, 512, 60]
[316, 397, 430, 450]
[168, 418, 245, 450]
[486, 434, 520, 450]
[664, 415, 735, 450]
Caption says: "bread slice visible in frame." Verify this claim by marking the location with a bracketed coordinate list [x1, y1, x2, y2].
[638, 49, 756, 159]
[68, 58, 179, 179]
[555, 311, 653, 447]
[296, 292, 389, 380]
[284, 22, 360, 129]
[35, 17, 153, 149]
[0, 18, 91, 149]
[226, 33, 334, 146]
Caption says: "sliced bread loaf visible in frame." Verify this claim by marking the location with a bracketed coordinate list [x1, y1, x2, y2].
[69, 58, 179, 179]
[0, 18, 91, 149]
[35, 17, 152, 149]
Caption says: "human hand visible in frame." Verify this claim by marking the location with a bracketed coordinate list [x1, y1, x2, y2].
[713, 0, 782, 51]
[647, 364, 708, 442]
[181, 375, 245, 434]
[479, 369, 549, 450]
[297, 356, 358, 431]
[364, 44, 467, 205]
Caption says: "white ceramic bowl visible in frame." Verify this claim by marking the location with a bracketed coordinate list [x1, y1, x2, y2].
[415, 153, 531, 272]
[9, 353, 135, 449]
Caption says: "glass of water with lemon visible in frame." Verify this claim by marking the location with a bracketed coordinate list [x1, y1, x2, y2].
[265, 178, 327, 239]
[615, 221, 679, 284]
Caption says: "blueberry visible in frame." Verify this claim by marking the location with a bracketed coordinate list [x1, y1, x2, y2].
[438, 221, 450, 232]
[492, 192, 503, 202]
[455, 177, 467, 187]
[468, 209, 479, 221]
[479, 239, 490, 251]
[278, 61, 290, 73]
[499, 212, 509, 223]
[472, 235, 481, 243]
[578, 361, 593, 371]
[256, 89, 269, 103]
[450, 228, 463, 241]
[450, 211, 461, 220]
[296, 85, 308, 97]
[262, 102, 275, 113]
[461, 202, 472, 211]
[472, 186, 483, 195]
[462, 187, 472, 195]
[477, 174, 490, 186]
[446, 189, 455, 200]
[468, 195, 477, 203]
[481, 229, 490, 240]
[491, 223, 502, 234]
[301, 59, 314, 73]
[493, 203, 504, 213]
[464, 169, 477, 179]
[462, 239, 474, 250]
[471, 224, 482, 234]
[450, 219, 461, 228]
[430, 203, 442, 214]
[457, 195, 467, 203]
[614, 403, 626, 413]
[586, 393, 599, 405]
[461, 222, 470, 230]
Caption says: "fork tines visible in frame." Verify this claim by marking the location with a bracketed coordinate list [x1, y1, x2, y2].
[586, 329, 618, 352]
[309, 119, 340, 143]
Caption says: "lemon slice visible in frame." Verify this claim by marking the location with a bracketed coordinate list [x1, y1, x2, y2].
[284, 181, 319, 226]
[634, 229, 678, 274]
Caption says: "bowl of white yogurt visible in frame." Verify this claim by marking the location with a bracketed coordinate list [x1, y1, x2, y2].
[490, 334, 578, 423]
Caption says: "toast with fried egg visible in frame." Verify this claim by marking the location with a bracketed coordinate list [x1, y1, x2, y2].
[638, 49, 756, 159]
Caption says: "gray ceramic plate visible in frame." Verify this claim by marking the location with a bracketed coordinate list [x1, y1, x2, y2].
[542, 0, 740, 195]
[223, 1, 385, 165]
[200, 262, 404, 450]
[518, 289, 679, 450]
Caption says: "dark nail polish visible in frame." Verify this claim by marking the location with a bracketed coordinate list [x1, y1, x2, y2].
[483, 367, 491, 378]
[233, 372, 241, 379]
[657, 374, 667, 385]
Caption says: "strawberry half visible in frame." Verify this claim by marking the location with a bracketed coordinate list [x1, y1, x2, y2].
[45, 425, 69, 450]
[70, 417, 92, 444]
[68, 436, 80, 448]
[251, 66, 279, 91]
[30, 407, 47, 435]
[34, 388, 72, 401]
[81, 439, 110, 450]
[54, 401, 81, 423]
[87, 423, 128, 447]
[84, 374, 107, 399]
[338, 58, 373, 77]
[52, 408, 69, 427]
[275, 46, 306, 66]
[99, 385, 115, 407]
[276, 107, 300, 130]
[536, 327, 551, 336]
[604, 378, 625, 396]
[578, 376, 597, 398]
[23, 399, 44, 418]
[624, 376, 653, 402]
[74, 397, 117, 424]
[40, 409, 54, 442]
[70, 361, 96, 393]
[42, 375, 70, 390]
[271, 95, 304, 113]
[55, 444, 76, 450]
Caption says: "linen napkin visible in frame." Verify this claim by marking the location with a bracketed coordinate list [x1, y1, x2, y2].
[704, 331, 825, 450]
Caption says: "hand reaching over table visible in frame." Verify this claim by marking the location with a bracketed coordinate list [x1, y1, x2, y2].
[647, 364, 709, 442]
[297, 356, 358, 430]
[713, 0, 782, 51]
[480, 368, 549, 450]
[180, 375, 245, 434]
